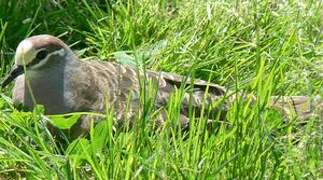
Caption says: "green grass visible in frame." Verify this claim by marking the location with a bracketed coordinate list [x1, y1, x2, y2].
[0, 0, 322, 179]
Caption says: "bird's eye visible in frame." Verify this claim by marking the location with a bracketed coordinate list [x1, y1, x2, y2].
[36, 50, 48, 60]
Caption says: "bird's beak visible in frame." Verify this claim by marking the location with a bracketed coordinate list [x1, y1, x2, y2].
[1, 65, 24, 89]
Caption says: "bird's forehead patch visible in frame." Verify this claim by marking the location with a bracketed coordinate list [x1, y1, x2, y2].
[15, 39, 37, 66]
[17, 40, 33, 54]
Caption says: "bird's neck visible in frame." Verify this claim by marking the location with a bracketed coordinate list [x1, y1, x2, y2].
[26, 51, 81, 78]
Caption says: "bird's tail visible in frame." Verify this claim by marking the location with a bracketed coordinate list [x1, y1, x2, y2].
[268, 96, 322, 120]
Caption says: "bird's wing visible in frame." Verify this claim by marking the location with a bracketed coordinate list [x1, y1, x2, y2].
[84, 59, 323, 122]
[83, 56, 226, 94]
[145, 69, 228, 119]
[83, 59, 228, 120]
[147, 70, 226, 96]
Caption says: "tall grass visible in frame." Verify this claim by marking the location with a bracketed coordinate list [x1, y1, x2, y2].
[0, 0, 322, 179]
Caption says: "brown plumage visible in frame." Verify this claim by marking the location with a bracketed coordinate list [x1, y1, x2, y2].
[1, 35, 321, 137]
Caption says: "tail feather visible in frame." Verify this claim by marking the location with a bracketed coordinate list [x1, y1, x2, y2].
[269, 96, 322, 119]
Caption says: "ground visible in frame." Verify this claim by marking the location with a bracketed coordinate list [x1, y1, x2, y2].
[0, 0, 322, 179]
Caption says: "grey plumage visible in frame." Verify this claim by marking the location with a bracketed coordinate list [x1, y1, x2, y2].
[1, 35, 321, 137]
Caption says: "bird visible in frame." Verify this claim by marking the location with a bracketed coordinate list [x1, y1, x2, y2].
[1, 35, 321, 137]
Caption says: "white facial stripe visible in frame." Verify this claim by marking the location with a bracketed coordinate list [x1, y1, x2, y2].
[55, 48, 65, 57]
[29, 48, 66, 69]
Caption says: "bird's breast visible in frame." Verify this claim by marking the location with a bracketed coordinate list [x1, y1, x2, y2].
[12, 71, 71, 114]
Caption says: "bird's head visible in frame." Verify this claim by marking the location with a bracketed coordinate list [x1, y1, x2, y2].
[1, 35, 72, 88]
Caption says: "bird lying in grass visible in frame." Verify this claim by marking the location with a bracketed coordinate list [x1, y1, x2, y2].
[1, 35, 321, 137]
